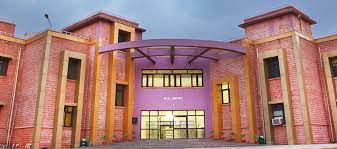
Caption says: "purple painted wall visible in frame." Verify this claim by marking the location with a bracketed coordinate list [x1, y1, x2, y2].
[133, 56, 212, 139]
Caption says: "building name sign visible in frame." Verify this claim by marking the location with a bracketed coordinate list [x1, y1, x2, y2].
[163, 96, 184, 101]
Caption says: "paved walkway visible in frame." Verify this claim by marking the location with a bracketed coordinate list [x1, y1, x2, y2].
[88, 139, 337, 149]
[197, 144, 337, 149]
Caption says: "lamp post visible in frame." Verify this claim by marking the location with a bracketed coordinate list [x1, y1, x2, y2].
[44, 13, 52, 29]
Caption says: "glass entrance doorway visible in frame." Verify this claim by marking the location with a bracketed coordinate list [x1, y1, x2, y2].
[160, 125, 173, 139]
[141, 110, 205, 139]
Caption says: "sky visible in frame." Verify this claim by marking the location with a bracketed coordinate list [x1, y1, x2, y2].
[0, 0, 337, 41]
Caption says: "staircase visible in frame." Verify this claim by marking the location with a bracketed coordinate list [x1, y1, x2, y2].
[95, 139, 258, 148]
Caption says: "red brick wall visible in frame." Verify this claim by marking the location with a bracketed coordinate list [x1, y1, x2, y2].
[318, 39, 337, 53]
[70, 21, 114, 143]
[11, 37, 44, 147]
[114, 107, 124, 140]
[97, 53, 108, 144]
[71, 22, 99, 140]
[61, 127, 72, 148]
[267, 78, 287, 144]
[0, 39, 21, 145]
[0, 21, 15, 35]
[300, 38, 330, 143]
[221, 104, 232, 140]
[96, 21, 112, 144]
[274, 126, 287, 144]
[117, 52, 126, 81]
[65, 80, 76, 104]
[268, 78, 283, 101]
[209, 56, 251, 139]
[244, 14, 312, 40]
[37, 36, 90, 148]
[71, 22, 100, 39]
[254, 37, 299, 144]
[71, 20, 129, 144]
[316, 39, 337, 142]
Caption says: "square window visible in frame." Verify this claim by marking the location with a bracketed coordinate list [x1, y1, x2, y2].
[141, 69, 202, 88]
[153, 74, 163, 87]
[0, 57, 11, 76]
[141, 111, 149, 116]
[181, 74, 191, 87]
[115, 84, 125, 106]
[148, 75, 153, 87]
[265, 57, 280, 79]
[118, 30, 130, 43]
[221, 83, 230, 104]
[164, 74, 170, 87]
[141, 130, 149, 139]
[188, 129, 197, 138]
[149, 130, 159, 139]
[67, 58, 81, 80]
[191, 74, 197, 87]
[272, 103, 285, 118]
[142, 75, 147, 87]
[197, 129, 205, 138]
[197, 74, 203, 86]
[330, 57, 337, 77]
[64, 106, 75, 127]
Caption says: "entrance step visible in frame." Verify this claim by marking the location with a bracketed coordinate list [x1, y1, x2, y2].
[95, 139, 258, 148]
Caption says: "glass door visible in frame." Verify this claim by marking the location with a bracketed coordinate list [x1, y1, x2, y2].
[141, 110, 205, 139]
[160, 125, 173, 139]
[173, 116, 187, 138]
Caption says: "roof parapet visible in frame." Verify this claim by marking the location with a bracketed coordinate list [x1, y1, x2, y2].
[63, 11, 146, 32]
[239, 5, 316, 28]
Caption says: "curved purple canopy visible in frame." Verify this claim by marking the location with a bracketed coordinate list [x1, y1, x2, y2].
[100, 39, 245, 53]
[99, 39, 245, 64]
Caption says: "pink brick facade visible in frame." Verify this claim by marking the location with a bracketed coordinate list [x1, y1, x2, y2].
[0, 20, 15, 35]
[1, 5, 337, 148]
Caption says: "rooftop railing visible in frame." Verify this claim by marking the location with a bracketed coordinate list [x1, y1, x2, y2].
[0, 28, 91, 41]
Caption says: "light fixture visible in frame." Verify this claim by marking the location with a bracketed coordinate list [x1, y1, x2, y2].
[44, 13, 53, 28]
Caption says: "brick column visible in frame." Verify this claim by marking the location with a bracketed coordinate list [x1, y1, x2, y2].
[32, 34, 52, 149]
[52, 50, 86, 148]
[105, 23, 119, 142]
[242, 39, 257, 143]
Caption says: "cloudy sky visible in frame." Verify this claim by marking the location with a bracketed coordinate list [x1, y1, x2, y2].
[1, 0, 337, 40]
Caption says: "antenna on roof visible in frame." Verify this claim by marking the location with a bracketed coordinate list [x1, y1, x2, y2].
[44, 10, 53, 28]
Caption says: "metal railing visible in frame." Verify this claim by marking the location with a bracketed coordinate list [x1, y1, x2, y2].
[0, 17, 15, 24]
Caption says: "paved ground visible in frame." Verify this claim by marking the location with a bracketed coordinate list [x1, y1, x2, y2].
[198, 144, 337, 149]
[86, 139, 337, 149]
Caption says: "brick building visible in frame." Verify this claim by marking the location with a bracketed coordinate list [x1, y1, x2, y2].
[1, 5, 337, 148]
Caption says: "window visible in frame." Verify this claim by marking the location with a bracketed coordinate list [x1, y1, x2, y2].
[272, 103, 285, 118]
[181, 74, 192, 87]
[0, 57, 10, 76]
[142, 74, 154, 87]
[330, 57, 337, 77]
[118, 30, 130, 43]
[265, 57, 280, 79]
[115, 84, 125, 106]
[167, 74, 181, 87]
[153, 74, 163, 87]
[67, 58, 81, 80]
[191, 74, 203, 87]
[64, 106, 74, 127]
[141, 69, 202, 87]
[221, 83, 230, 104]
[271, 103, 285, 124]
